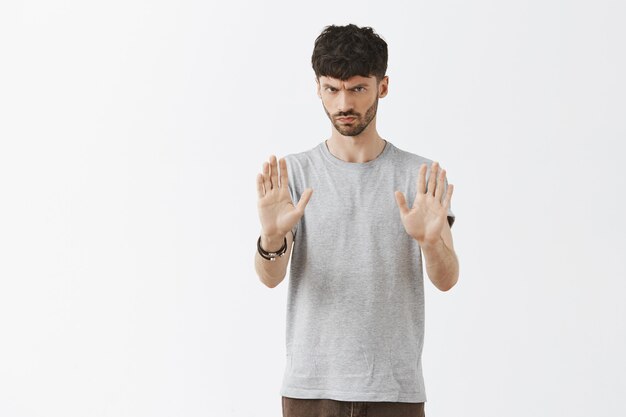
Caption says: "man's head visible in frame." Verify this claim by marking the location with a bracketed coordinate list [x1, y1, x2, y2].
[311, 24, 389, 137]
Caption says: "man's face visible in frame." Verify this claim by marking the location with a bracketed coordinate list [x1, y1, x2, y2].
[316, 75, 388, 137]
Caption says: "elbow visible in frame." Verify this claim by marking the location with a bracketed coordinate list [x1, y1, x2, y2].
[257, 273, 275, 288]
[258, 273, 285, 289]
[440, 262, 459, 292]
[263, 279, 278, 289]
[439, 274, 459, 292]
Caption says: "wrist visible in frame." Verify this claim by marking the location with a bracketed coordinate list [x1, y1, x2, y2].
[260, 233, 287, 252]
[419, 235, 445, 252]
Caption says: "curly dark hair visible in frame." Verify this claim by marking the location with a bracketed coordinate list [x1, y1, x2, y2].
[311, 24, 388, 83]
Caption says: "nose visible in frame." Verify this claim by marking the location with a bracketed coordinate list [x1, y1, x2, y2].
[336, 90, 353, 114]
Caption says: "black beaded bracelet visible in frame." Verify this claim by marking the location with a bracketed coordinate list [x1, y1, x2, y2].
[257, 235, 287, 261]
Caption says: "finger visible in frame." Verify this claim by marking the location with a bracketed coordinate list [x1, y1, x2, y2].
[426, 161, 438, 196]
[269, 155, 279, 190]
[262, 160, 271, 192]
[394, 191, 410, 215]
[256, 173, 265, 198]
[434, 168, 446, 203]
[279, 157, 288, 189]
[443, 183, 454, 211]
[416, 163, 427, 194]
[296, 188, 313, 212]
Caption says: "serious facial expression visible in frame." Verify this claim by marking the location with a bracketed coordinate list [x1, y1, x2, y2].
[317, 75, 388, 136]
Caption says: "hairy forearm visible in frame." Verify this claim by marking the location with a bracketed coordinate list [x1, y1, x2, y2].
[420, 236, 459, 291]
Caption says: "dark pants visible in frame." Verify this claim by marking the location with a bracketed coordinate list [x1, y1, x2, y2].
[282, 396, 425, 417]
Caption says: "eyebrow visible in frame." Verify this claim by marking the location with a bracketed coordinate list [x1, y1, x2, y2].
[322, 83, 368, 88]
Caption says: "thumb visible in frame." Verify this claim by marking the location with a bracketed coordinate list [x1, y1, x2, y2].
[295, 188, 313, 213]
[394, 191, 409, 216]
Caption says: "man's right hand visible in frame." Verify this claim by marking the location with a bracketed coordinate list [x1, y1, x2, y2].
[256, 155, 313, 249]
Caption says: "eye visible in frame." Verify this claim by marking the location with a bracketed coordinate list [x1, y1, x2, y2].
[353, 87, 366, 92]
[325, 87, 337, 92]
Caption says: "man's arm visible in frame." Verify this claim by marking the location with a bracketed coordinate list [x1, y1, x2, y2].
[421, 217, 459, 292]
[254, 230, 295, 288]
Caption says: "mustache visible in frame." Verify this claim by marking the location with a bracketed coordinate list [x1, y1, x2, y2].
[335, 113, 358, 118]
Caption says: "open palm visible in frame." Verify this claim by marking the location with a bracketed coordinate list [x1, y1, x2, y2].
[394, 161, 454, 247]
[257, 155, 313, 238]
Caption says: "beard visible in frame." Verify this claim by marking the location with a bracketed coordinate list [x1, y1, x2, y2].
[323, 96, 378, 136]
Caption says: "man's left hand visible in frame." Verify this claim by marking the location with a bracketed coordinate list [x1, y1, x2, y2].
[394, 161, 454, 248]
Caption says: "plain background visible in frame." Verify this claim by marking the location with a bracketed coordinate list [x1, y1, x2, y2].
[1, 1, 625, 416]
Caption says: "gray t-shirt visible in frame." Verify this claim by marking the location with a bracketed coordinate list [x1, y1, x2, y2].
[280, 140, 455, 403]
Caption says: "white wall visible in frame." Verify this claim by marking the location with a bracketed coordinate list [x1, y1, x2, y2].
[1, 1, 624, 416]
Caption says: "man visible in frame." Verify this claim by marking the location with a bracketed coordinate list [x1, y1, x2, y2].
[254, 23, 458, 417]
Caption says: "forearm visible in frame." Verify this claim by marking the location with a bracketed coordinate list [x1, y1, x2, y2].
[254, 233, 289, 288]
[420, 236, 459, 291]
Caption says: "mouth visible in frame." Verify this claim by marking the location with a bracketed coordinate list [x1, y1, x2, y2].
[337, 117, 356, 123]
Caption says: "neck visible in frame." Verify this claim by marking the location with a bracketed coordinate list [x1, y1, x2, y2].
[326, 118, 387, 163]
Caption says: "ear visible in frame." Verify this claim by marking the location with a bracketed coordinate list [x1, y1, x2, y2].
[378, 75, 389, 98]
